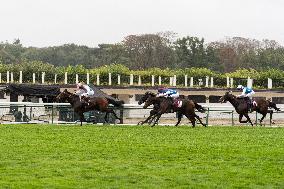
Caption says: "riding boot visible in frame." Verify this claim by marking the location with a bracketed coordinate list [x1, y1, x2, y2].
[168, 98, 174, 113]
[249, 100, 253, 113]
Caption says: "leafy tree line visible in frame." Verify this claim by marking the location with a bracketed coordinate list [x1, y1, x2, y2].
[1, 33, 284, 72]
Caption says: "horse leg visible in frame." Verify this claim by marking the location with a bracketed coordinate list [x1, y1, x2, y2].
[239, 114, 248, 123]
[269, 110, 275, 124]
[184, 113, 196, 128]
[259, 112, 267, 126]
[151, 113, 162, 127]
[244, 113, 253, 126]
[104, 112, 109, 124]
[195, 114, 207, 127]
[79, 112, 85, 126]
[107, 108, 122, 123]
[138, 110, 156, 125]
[175, 112, 183, 127]
[190, 117, 196, 128]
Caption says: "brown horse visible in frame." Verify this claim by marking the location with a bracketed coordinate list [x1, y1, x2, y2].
[137, 92, 160, 125]
[56, 89, 123, 126]
[143, 95, 207, 127]
[219, 91, 281, 126]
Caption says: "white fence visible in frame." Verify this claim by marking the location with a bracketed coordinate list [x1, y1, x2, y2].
[0, 71, 280, 89]
[0, 102, 283, 126]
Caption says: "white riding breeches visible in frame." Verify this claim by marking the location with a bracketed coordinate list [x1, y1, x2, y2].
[75, 89, 94, 97]
[169, 93, 179, 99]
[245, 91, 255, 100]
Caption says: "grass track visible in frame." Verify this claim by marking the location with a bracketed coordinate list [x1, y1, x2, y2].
[0, 124, 283, 188]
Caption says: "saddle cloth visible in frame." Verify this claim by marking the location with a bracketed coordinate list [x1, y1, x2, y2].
[174, 100, 183, 108]
[252, 101, 257, 107]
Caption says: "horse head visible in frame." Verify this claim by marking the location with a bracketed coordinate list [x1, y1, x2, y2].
[143, 96, 157, 109]
[219, 91, 234, 103]
[56, 89, 72, 102]
[138, 91, 156, 105]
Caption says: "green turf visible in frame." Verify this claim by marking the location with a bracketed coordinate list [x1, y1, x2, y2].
[0, 124, 283, 189]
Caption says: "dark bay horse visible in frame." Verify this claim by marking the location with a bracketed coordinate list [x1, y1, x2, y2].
[137, 92, 159, 125]
[56, 89, 123, 126]
[141, 93, 207, 127]
[219, 91, 280, 126]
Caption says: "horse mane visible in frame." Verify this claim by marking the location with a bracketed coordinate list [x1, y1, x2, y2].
[145, 91, 156, 96]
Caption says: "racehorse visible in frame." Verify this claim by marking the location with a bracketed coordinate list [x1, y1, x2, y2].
[56, 89, 123, 126]
[141, 92, 207, 127]
[219, 91, 280, 126]
[137, 92, 159, 125]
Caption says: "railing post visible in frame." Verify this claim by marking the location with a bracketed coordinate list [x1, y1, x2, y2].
[230, 78, 234, 88]
[138, 75, 141, 86]
[173, 75, 176, 87]
[75, 74, 79, 84]
[130, 74, 133, 85]
[210, 77, 214, 88]
[86, 73, 89, 84]
[205, 76, 209, 87]
[232, 111, 234, 126]
[158, 76, 162, 86]
[11, 72, 14, 83]
[96, 74, 100, 85]
[190, 77, 193, 87]
[6, 71, 9, 83]
[19, 71, 22, 83]
[206, 107, 209, 126]
[33, 73, 36, 83]
[42, 72, 45, 84]
[268, 78, 272, 89]
[255, 111, 258, 126]
[169, 77, 173, 86]
[51, 105, 54, 124]
[247, 77, 253, 88]
[151, 75, 155, 86]
[184, 75, 188, 87]
[108, 73, 112, 86]
[117, 74, 121, 85]
[64, 72, 68, 84]
[226, 76, 230, 88]
[119, 108, 123, 124]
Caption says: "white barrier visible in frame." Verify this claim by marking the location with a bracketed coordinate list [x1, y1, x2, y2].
[0, 102, 283, 126]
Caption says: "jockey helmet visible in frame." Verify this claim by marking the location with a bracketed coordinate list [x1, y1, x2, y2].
[237, 85, 244, 90]
[158, 86, 167, 93]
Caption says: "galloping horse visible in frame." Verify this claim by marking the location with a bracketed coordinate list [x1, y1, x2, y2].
[219, 91, 280, 126]
[56, 89, 123, 126]
[141, 92, 207, 127]
[137, 92, 159, 125]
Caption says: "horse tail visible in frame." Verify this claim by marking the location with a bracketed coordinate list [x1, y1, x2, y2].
[106, 98, 125, 107]
[268, 101, 281, 111]
[194, 102, 206, 113]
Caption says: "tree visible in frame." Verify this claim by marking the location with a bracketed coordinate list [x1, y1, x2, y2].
[122, 33, 175, 69]
[174, 36, 208, 68]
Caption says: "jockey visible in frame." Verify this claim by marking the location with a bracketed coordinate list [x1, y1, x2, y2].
[75, 82, 95, 101]
[237, 85, 255, 112]
[157, 87, 179, 99]
[157, 87, 180, 111]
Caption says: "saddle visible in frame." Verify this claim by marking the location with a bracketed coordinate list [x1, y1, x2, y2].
[81, 96, 91, 106]
[244, 97, 257, 112]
